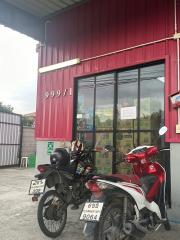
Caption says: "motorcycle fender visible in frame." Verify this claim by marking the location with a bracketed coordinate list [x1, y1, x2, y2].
[97, 180, 162, 219]
[46, 171, 61, 188]
[35, 169, 61, 188]
[97, 189, 134, 206]
[145, 201, 162, 219]
[34, 168, 53, 179]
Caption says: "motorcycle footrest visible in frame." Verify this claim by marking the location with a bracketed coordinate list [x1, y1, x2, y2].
[157, 219, 168, 224]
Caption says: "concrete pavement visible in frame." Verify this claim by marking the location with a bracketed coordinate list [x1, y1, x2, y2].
[0, 168, 179, 240]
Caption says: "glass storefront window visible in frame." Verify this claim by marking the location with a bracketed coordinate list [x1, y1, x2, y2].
[140, 132, 154, 145]
[139, 131, 163, 162]
[140, 64, 165, 130]
[117, 70, 138, 130]
[95, 74, 114, 130]
[95, 132, 113, 174]
[116, 132, 137, 174]
[77, 77, 94, 131]
[139, 130, 164, 147]
[76, 132, 94, 148]
[116, 132, 137, 154]
[75, 62, 165, 175]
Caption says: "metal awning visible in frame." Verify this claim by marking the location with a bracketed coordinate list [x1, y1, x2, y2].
[0, 0, 88, 41]
[3, 0, 86, 18]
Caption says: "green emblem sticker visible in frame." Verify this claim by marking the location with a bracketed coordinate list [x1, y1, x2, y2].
[47, 142, 54, 155]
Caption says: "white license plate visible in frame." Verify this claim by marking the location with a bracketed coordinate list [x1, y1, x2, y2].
[29, 179, 46, 195]
[80, 202, 104, 222]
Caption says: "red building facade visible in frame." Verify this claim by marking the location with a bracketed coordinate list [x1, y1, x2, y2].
[35, 0, 180, 218]
[36, 0, 180, 143]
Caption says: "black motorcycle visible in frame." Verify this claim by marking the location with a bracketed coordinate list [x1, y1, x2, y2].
[29, 143, 94, 238]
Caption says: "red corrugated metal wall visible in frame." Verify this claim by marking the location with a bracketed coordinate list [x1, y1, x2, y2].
[36, 0, 180, 142]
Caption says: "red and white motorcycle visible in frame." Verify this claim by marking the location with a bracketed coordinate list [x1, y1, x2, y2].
[81, 126, 171, 240]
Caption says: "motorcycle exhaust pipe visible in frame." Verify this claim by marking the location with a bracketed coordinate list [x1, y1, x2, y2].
[124, 221, 148, 238]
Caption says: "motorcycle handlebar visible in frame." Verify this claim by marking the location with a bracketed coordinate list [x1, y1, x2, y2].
[159, 148, 170, 152]
[84, 146, 115, 153]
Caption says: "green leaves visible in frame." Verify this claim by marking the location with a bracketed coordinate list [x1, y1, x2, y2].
[0, 102, 13, 113]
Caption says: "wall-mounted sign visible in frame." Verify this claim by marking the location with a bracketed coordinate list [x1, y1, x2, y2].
[170, 91, 180, 134]
[121, 106, 137, 120]
[44, 88, 72, 99]
[170, 91, 180, 108]
[47, 141, 54, 155]
[176, 124, 180, 133]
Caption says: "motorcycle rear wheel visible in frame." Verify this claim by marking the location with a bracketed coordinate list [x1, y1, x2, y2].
[99, 202, 136, 240]
[37, 190, 67, 238]
[84, 202, 138, 240]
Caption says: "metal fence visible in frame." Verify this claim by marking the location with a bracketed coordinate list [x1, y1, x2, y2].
[0, 112, 22, 167]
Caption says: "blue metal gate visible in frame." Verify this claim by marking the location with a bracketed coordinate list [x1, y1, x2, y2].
[0, 112, 22, 167]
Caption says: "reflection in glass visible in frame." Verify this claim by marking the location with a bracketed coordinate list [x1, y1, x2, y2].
[95, 132, 113, 174]
[116, 132, 137, 174]
[140, 131, 161, 162]
[95, 74, 114, 130]
[77, 77, 94, 131]
[140, 132, 158, 146]
[140, 64, 165, 130]
[76, 132, 93, 148]
[117, 70, 138, 130]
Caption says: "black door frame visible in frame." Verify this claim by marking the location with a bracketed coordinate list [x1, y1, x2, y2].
[74, 61, 166, 169]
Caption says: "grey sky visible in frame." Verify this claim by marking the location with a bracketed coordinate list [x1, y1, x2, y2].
[0, 25, 38, 114]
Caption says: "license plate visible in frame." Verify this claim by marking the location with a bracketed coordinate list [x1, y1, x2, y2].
[29, 179, 45, 195]
[80, 202, 104, 222]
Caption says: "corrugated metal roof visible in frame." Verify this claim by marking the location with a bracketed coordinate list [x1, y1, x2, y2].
[3, 0, 86, 18]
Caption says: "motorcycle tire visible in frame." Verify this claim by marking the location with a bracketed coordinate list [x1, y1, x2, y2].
[37, 190, 67, 238]
[164, 220, 171, 231]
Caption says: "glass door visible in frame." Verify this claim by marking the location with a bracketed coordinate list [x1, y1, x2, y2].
[76, 76, 95, 149]
[75, 62, 165, 175]
[76, 73, 115, 174]
[139, 64, 165, 145]
[116, 69, 138, 173]
[116, 63, 165, 173]
[95, 73, 114, 174]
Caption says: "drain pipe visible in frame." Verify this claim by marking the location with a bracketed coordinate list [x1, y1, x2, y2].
[174, 0, 180, 123]
[174, 0, 180, 90]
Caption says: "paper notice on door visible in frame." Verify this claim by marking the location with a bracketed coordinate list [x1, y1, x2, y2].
[77, 113, 83, 119]
[121, 106, 137, 120]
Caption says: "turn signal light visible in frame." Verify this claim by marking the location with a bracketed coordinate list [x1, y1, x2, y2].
[37, 165, 47, 173]
[86, 181, 104, 198]
[87, 181, 101, 192]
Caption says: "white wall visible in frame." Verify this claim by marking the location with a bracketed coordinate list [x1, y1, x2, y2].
[36, 140, 71, 166]
[169, 143, 180, 221]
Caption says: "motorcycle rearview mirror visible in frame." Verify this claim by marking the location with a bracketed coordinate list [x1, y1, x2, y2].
[159, 126, 168, 136]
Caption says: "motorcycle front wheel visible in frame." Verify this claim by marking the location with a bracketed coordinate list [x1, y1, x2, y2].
[37, 190, 67, 238]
